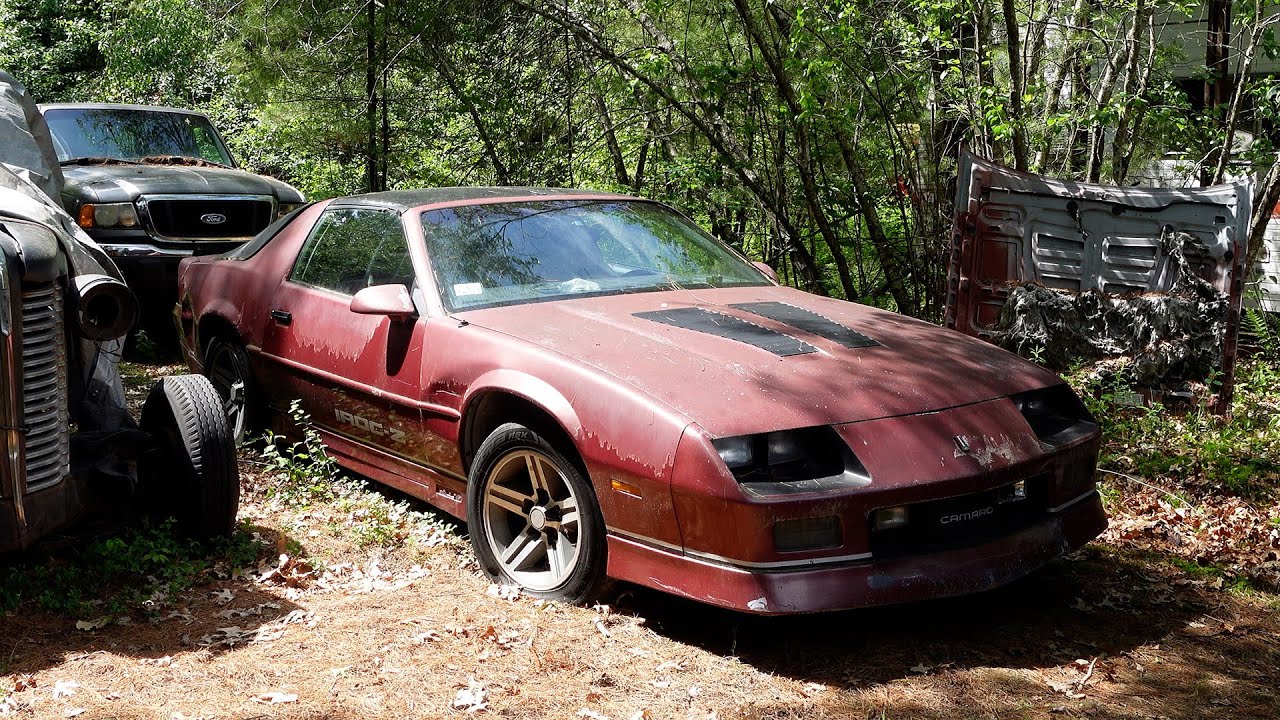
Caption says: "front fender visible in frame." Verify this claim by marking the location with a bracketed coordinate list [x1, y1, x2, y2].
[463, 368, 585, 444]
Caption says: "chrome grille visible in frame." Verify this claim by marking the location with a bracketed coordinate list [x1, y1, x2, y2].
[20, 283, 69, 492]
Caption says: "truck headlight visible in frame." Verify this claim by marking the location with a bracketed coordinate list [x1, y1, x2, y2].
[77, 203, 140, 229]
[277, 202, 305, 219]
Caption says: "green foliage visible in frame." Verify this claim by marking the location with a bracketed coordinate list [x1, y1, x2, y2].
[1244, 305, 1280, 358]
[0, 0, 106, 100]
[0, 520, 263, 616]
[6, 0, 1280, 313]
[1072, 359, 1280, 500]
[258, 400, 342, 505]
[260, 401, 455, 550]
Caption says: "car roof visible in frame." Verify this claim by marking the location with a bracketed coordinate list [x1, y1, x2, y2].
[38, 102, 212, 117]
[327, 187, 642, 213]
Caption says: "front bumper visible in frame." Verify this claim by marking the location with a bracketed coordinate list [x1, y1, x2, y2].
[606, 490, 1106, 614]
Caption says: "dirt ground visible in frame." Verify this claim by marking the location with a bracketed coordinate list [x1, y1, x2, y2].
[2, 365, 1278, 720]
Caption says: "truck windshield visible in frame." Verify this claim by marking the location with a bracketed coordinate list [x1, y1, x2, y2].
[43, 108, 234, 166]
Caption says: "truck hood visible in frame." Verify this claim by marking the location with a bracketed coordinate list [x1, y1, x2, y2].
[455, 285, 1061, 437]
[61, 163, 303, 204]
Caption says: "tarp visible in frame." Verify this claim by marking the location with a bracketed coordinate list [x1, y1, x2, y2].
[0, 70, 63, 203]
[0, 69, 130, 431]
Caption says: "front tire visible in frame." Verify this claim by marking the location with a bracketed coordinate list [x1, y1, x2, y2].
[466, 423, 607, 603]
[139, 375, 239, 538]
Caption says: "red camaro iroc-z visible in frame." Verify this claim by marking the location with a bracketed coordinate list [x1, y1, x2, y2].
[177, 187, 1106, 614]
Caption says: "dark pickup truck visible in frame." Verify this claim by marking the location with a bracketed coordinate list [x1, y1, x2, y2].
[38, 103, 305, 340]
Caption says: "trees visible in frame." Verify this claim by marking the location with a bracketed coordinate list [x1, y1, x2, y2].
[3, 0, 1278, 315]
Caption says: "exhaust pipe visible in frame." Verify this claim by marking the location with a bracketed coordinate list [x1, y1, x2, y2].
[72, 274, 138, 341]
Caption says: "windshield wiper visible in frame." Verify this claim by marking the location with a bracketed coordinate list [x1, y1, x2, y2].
[60, 157, 143, 166]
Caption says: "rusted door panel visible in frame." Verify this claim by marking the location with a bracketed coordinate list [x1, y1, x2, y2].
[946, 153, 1250, 408]
[258, 283, 423, 459]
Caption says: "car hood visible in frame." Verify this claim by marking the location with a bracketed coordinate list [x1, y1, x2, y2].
[455, 285, 1062, 437]
[61, 163, 303, 204]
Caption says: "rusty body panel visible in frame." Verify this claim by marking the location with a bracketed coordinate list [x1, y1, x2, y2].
[946, 153, 1250, 409]
[179, 187, 1106, 613]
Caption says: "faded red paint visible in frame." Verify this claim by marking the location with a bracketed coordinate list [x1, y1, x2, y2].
[178, 189, 1106, 614]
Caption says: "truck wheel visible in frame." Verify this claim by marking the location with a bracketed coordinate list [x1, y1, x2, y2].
[204, 337, 257, 445]
[466, 423, 607, 604]
[140, 375, 239, 538]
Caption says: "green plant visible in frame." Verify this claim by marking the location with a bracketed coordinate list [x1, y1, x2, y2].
[1244, 304, 1280, 358]
[258, 400, 343, 505]
[260, 401, 460, 550]
[0, 520, 263, 616]
[1069, 358, 1280, 501]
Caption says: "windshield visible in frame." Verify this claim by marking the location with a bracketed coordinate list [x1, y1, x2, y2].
[43, 108, 234, 165]
[421, 200, 769, 310]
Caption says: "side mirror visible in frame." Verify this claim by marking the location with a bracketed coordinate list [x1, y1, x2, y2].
[753, 261, 779, 284]
[350, 284, 416, 321]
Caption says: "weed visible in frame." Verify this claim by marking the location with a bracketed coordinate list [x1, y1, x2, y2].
[1166, 555, 1220, 578]
[0, 520, 263, 616]
[259, 402, 461, 551]
[258, 400, 343, 505]
[1243, 293, 1280, 359]
[1069, 358, 1280, 500]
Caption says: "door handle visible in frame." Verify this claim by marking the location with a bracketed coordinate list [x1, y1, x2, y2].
[270, 309, 292, 325]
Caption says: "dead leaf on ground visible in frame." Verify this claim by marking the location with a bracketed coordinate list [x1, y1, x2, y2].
[51, 680, 79, 699]
[250, 691, 298, 704]
[12, 675, 35, 692]
[452, 678, 488, 713]
[486, 584, 520, 601]
[74, 616, 112, 631]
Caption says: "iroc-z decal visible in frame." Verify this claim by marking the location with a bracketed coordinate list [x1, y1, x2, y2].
[334, 408, 407, 444]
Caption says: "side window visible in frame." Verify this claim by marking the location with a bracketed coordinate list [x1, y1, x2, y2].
[290, 208, 414, 295]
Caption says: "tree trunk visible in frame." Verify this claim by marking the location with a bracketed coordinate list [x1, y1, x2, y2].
[1247, 157, 1280, 272]
[429, 45, 511, 185]
[1000, 0, 1028, 170]
[517, 0, 827, 293]
[591, 87, 631, 187]
[1109, 0, 1151, 184]
[1084, 31, 1128, 182]
[1212, 9, 1280, 184]
[730, 0, 858, 300]
[1202, 0, 1232, 185]
[365, 0, 378, 192]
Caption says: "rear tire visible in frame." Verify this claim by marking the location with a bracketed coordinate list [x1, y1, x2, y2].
[204, 337, 257, 445]
[139, 375, 239, 538]
[466, 423, 607, 604]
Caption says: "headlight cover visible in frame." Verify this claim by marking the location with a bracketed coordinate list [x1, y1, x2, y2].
[277, 202, 306, 219]
[712, 426, 871, 495]
[77, 202, 140, 229]
[1013, 384, 1098, 448]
